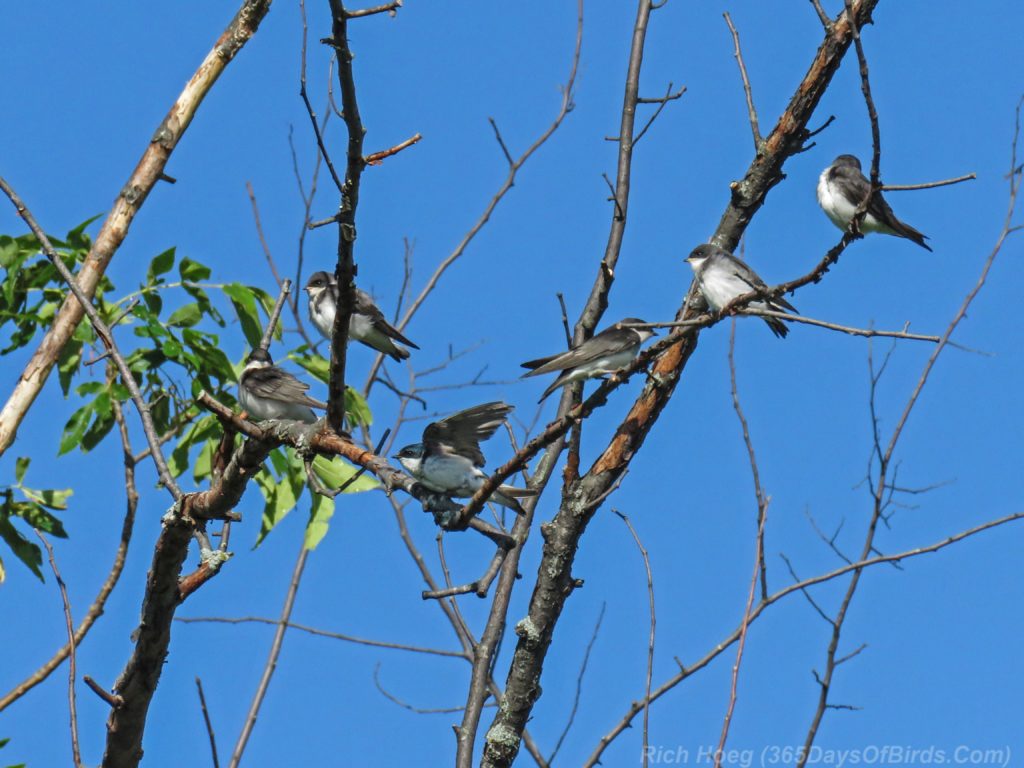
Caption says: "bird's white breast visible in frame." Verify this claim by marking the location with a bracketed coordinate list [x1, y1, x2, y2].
[309, 295, 336, 339]
[817, 170, 883, 233]
[421, 454, 482, 496]
[700, 267, 757, 311]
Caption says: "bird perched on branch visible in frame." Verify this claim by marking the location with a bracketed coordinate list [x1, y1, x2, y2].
[684, 244, 797, 338]
[238, 348, 325, 423]
[817, 154, 932, 251]
[520, 319, 656, 403]
[393, 402, 536, 515]
[304, 271, 419, 361]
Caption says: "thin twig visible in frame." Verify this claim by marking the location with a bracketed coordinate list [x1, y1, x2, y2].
[582, 509, 1024, 768]
[227, 542, 309, 768]
[35, 531, 82, 768]
[0, 390, 138, 713]
[713, 496, 767, 768]
[259, 279, 292, 352]
[723, 13, 761, 149]
[809, 0, 831, 28]
[614, 512, 655, 768]
[83, 676, 122, 709]
[246, 181, 283, 289]
[365, 132, 423, 165]
[175, 616, 466, 658]
[345, 0, 402, 18]
[196, 677, 220, 768]
[361, 0, 582, 396]
[881, 173, 977, 192]
[632, 82, 686, 147]
[547, 604, 605, 765]
[372, 663, 480, 714]
[740, 309, 942, 343]
[0, 176, 182, 500]
[729, 320, 768, 599]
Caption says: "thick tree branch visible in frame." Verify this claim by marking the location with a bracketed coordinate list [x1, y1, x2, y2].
[0, 0, 274, 458]
[324, 0, 365, 434]
[480, 3, 882, 764]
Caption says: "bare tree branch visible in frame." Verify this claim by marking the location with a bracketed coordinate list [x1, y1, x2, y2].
[228, 541, 308, 768]
[35, 531, 82, 768]
[615, 511, 656, 768]
[482, 4, 885, 764]
[195, 677, 220, 768]
[0, 391, 138, 713]
[0, 0, 274, 459]
[723, 12, 761, 149]
[583, 508, 1024, 767]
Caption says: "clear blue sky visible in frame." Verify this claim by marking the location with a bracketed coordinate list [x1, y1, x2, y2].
[1, 1, 1022, 766]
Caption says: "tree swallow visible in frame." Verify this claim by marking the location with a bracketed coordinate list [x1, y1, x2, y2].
[238, 348, 326, 423]
[520, 318, 656, 403]
[393, 401, 536, 514]
[304, 271, 419, 361]
[817, 154, 932, 251]
[685, 244, 797, 338]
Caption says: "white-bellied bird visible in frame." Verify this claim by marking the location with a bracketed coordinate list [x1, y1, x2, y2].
[305, 271, 419, 361]
[685, 244, 797, 338]
[520, 318, 656, 402]
[238, 348, 326, 423]
[393, 402, 536, 514]
[817, 154, 932, 251]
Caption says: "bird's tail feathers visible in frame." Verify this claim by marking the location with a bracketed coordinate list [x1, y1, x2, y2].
[498, 485, 536, 498]
[520, 353, 562, 375]
[891, 220, 933, 252]
[764, 316, 790, 339]
[492, 489, 530, 515]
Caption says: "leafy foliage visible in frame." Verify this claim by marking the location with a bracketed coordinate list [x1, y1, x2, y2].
[1, 219, 380, 575]
[0, 457, 72, 582]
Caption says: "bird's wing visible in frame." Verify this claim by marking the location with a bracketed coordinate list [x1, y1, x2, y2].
[243, 367, 325, 409]
[353, 289, 419, 349]
[521, 327, 635, 377]
[832, 164, 873, 208]
[727, 258, 798, 314]
[423, 401, 513, 466]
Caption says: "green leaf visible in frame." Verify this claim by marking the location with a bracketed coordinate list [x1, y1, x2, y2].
[304, 493, 335, 550]
[66, 214, 103, 252]
[222, 283, 263, 349]
[179, 257, 211, 282]
[167, 302, 203, 328]
[254, 468, 302, 546]
[193, 439, 214, 483]
[20, 486, 73, 512]
[289, 353, 330, 384]
[58, 403, 93, 455]
[81, 410, 115, 452]
[146, 247, 176, 284]
[10, 501, 68, 537]
[311, 455, 378, 493]
[57, 338, 83, 396]
[345, 388, 373, 428]
[0, 515, 43, 581]
[161, 338, 183, 359]
[14, 458, 29, 485]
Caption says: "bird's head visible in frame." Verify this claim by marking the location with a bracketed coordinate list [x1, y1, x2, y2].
[832, 154, 862, 171]
[619, 317, 657, 342]
[245, 348, 273, 368]
[685, 243, 721, 271]
[304, 271, 333, 297]
[393, 443, 425, 473]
